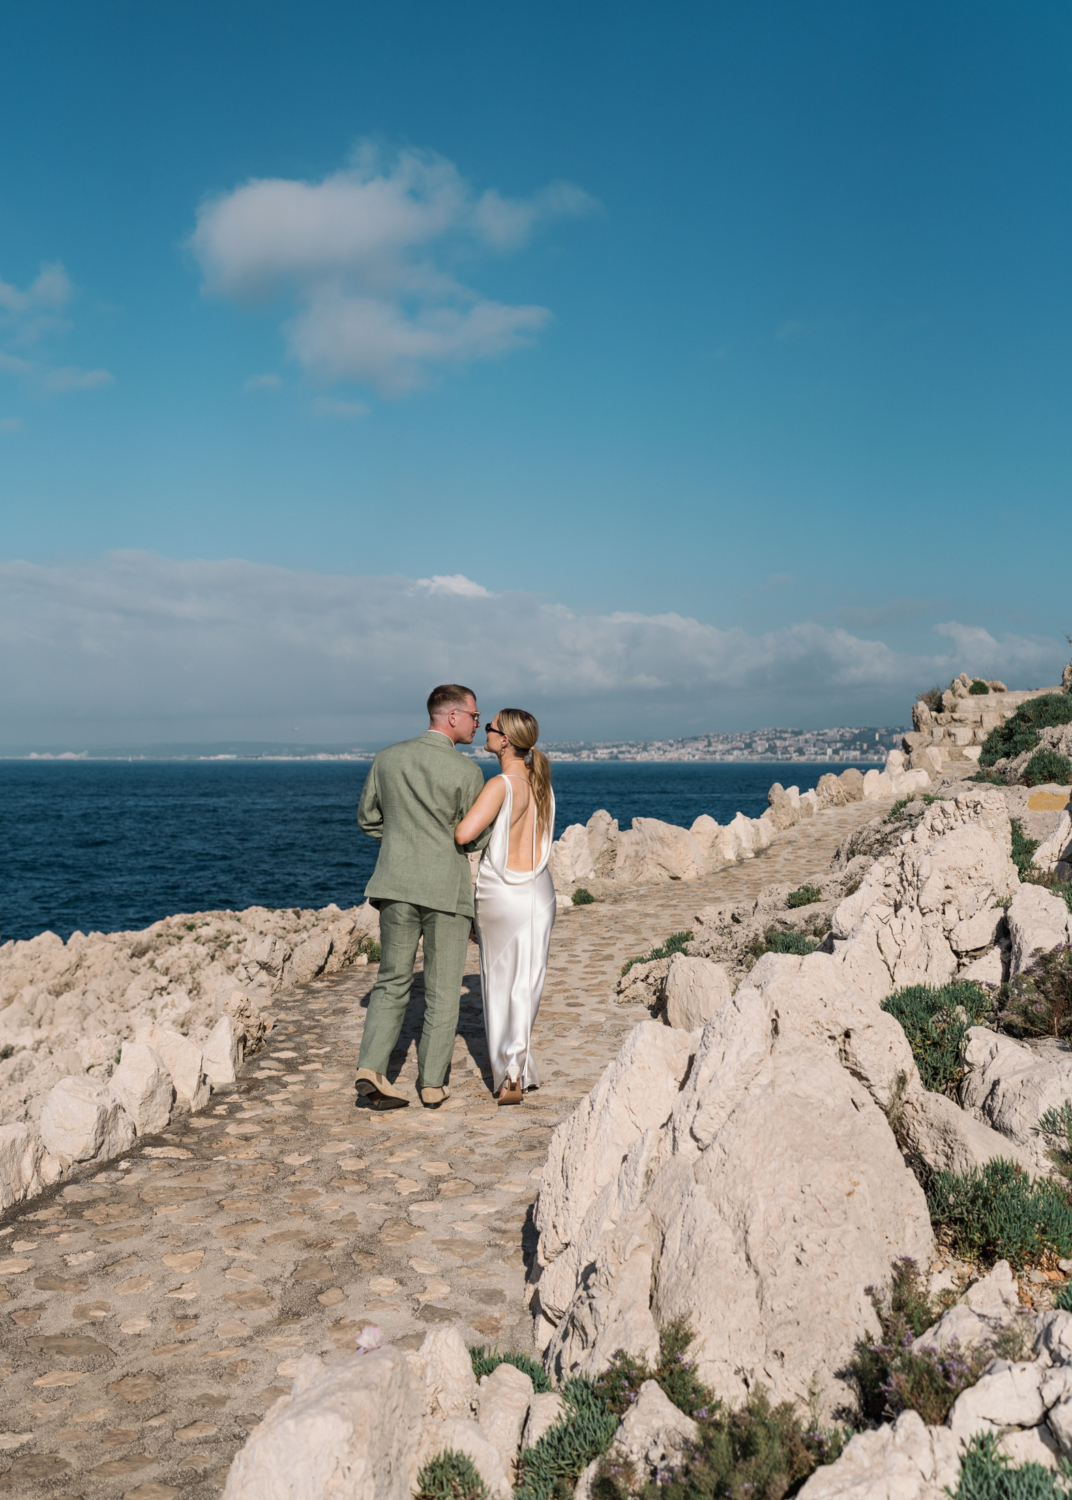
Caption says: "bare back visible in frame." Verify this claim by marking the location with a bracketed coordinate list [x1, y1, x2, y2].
[501, 774, 538, 872]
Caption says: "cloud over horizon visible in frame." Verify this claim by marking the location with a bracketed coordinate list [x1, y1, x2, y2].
[189, 144, 599, 395]
[0, 552, 1064, 749]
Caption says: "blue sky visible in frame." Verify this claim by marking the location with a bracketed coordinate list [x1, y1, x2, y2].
[2, 1, 1071, 748]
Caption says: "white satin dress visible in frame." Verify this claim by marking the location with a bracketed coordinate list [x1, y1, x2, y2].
[474, 776, 557, 1092]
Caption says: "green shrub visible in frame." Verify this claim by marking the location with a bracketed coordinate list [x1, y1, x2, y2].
[1038, 1100, 1072, 1183]
[787, 884, 822, 908]
[469, 1346, 552, 1392]
[416, 1450, 489, 1500]
[1024, 750, 1072, 788]
[954, 1431, 1072, 1500]
[515, 1376, 620, 1500]
[849, 1257, 986, 1425]
[927, 1157, 1072, 1267]
[357, 935, 381, 963]
[572, 887, 596, 905]
[997, 945, 1072, 1039]
[1054, 1282, 1072, 1313]
[622, 931, 694, 978]
[918, 686, 944, 712]
[880, 982, 990, 1095]
[595, 1320, 712, 1421]
[970, 680, 991, 695]
[980, 694, 1072, 767]
[1011, 819, 1042, 879]
[594, 1323, 843, 1500]
[750, 929, 820, 961]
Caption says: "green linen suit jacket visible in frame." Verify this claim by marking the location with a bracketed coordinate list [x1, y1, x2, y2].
[358, 730, 492, 917]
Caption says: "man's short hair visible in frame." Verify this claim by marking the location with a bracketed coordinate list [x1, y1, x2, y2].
[427, 683, 476, 719]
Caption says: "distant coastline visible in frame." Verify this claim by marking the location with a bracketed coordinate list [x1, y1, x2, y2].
[1, 723, 907, 765]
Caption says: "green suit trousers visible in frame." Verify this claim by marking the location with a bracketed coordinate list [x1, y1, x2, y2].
[357, 901, 472, 1088]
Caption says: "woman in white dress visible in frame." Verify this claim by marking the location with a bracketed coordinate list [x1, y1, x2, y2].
[454, 708, 556, 1106]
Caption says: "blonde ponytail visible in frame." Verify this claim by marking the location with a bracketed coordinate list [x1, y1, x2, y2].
[495, 708, 553, 842]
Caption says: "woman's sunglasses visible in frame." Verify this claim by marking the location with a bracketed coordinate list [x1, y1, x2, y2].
[484, 724, 505, 736]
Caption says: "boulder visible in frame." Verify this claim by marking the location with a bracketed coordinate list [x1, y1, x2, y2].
[766, 783, 801, 831]
[960, 1028, 1072, 1170]
[201, 1015, 244, 1088]
[576, 1380, 698, 1498]
[549, 824, 597, 894]
[959, 946, 1004, 985]
[109, 1042, 174, 1135]
[222, 1348, 423, 1500]
[476, 1362, 533, 1480]
[862, 769, 893, 799]
[286, 931, 333, 986]
[911, 1262, 1022, 1355]
[899, 1089, 1036, 1176]
[0, 1122, 54, 1210]
[39, 1076, 136, 1164]
[830, 790, 1018, 1004]
[522, 1392, 564, 1449]
[614, 819, 704, 885]
[136, 1025, 210, 1111]
[1034, 810, 1072, 879]
[816, 773, 851, 809]
[1007, 883, 1072, 977]
[534, 985, 934, 1414]
[795, 1410, 960, 1500]
[839, 767, 865, 801]
[689, 815, 726, 873]
[663, 955, 732, 1031]
[408, 1324, 476, 1421]
[947, 1362, 1045, 1440]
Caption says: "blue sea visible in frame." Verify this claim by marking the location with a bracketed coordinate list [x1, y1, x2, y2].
[1, 760, 876, 944]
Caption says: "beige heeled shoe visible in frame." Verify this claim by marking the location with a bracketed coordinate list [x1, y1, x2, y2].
[497, 1077, 523, 1107]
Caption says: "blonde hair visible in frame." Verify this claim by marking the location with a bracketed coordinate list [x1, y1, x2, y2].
[496, 708, 552, 842]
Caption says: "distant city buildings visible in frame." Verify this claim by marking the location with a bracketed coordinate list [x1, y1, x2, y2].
[519, 725, 907, 764]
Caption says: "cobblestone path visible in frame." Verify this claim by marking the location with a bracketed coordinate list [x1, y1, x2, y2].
[0, 797, 890, 1498]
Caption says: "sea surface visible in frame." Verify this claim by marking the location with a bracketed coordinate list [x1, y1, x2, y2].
[1, 760, 877, 944]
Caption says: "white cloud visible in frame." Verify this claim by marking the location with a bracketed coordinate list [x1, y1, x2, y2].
[310, 395, 369, 421]
[243, 373, 282, 391]
[0, 553, 1064, 747]
[189, 144, 598, 396]
[0, 261, 113, 395]
[418, 574, 493, 597]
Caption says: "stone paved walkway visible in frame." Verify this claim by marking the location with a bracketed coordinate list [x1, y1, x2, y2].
[0, 797, 892, 1499]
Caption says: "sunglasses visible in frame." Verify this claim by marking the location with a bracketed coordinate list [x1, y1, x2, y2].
[484, 723, 505, 736]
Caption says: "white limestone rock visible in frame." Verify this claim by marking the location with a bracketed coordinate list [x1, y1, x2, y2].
[201, 1015, 243, 1088]
[912, 1262, 1021, 1355]
[534, 984, 933, 1415]
[576, 1381, 698, 1498]
[796, 1410, 961, 1500]
[39, 1076, 136, 1164]
[960, 1028, 1072, 1170]
[1007, 883, 1072, 977]
[946, 1362, 1045, 1440]
[1035, 1311, 1072, 1367]
[522, 1392, 564, 1450]
[109, 1042, 173, 1135]
[136, 1025, 210, 1111]
[548, 824, 597, 894]
[409, 1324, 477, 1421]
[0, 1122, 54, 1210]
[663, 955, 733, 1031]
[286, 931, 333, 987]
[998, 1423, 1061, 1470]
[1035, 810, 1072, 879]
[222, 1348, 423, 1500]
[477, 1362, 533, 1480]
[900, 1089, 1036, 1177]
[830, 789, 1018, 1004]
[614, 818, 704, 885]
[959, 946, 1005, 986]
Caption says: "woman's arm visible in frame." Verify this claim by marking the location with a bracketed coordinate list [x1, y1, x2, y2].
[455, 776, 507, 846]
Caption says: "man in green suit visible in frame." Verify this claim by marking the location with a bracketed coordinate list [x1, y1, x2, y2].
[355, 684, 492, 1110]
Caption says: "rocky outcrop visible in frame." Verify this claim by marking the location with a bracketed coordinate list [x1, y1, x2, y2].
[905, 674, 1066, 774]
[1006, 883, 1072, 976]
[830, 789, 1018, 1002]
[797, 1410, 961, 1500]
[0, 899, 379, 1209]
[960, 1029, 1072, 1172]
[531, 980, 935, 1415]
[1034, 808, 1072, 880]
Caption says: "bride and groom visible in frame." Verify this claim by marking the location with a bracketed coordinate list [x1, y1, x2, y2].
[353, 683, 556, 1110]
